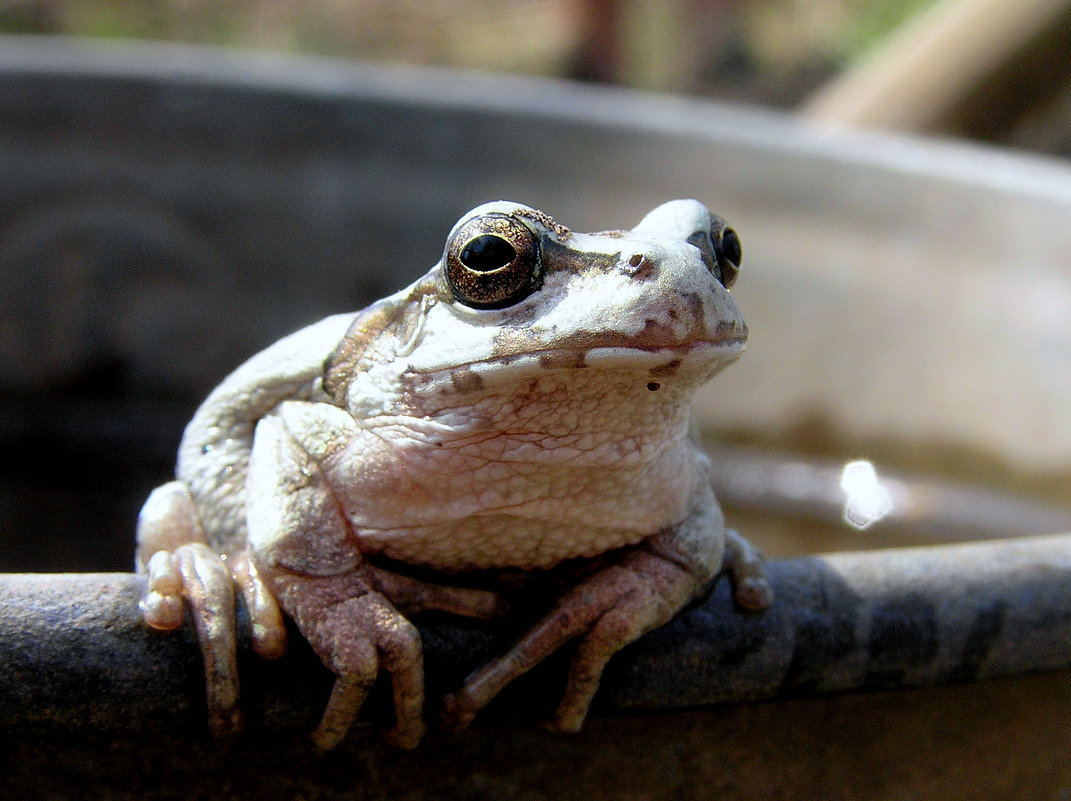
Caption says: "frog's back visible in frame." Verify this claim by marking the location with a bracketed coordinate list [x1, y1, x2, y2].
[177, 312, 354, 554]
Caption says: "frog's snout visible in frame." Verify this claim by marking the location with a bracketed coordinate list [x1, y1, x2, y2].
[631, 199, 741, 289]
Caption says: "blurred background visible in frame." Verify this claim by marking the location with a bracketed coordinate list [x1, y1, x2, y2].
[2, 0, 1070, 155]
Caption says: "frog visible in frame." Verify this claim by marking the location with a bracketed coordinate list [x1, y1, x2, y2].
[135, 199, 772, 750]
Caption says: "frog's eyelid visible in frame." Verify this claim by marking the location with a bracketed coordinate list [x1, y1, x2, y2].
[685, 230, 719, 274]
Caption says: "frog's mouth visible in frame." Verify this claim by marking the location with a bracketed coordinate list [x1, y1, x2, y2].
[410, 336, 745, 387]
[562, 335, 745, 372]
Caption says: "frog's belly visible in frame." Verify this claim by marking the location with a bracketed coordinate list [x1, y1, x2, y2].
[355, 515, 660, 571]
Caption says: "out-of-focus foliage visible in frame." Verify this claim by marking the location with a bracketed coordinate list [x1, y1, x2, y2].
[0, 0, 938, 104]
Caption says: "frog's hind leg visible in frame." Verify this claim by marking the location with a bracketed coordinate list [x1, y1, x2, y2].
[722, 528, 774, 611]
[136, 481, 242, 737]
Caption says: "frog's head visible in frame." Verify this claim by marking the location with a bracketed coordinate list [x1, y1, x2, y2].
[326, 200, 747, 415]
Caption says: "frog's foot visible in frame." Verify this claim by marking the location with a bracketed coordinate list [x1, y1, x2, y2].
[723, 528, 774, 611]
[230, 551, 289, 660]
[272, 570, 426, 750]
[440, 547, 699, 734]
[141, 543, 242, 737]
[136, 481, 243, 737]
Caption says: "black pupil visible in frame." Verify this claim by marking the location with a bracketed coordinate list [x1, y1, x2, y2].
[720, 229, 742, 266]
[460, 235, 517, 272]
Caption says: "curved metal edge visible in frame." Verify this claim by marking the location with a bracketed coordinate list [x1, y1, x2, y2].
[1, 35, 1071, 202]
[0, 534, 1069, 735]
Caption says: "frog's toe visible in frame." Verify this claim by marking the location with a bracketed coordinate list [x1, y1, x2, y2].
[734, 574, 774, 611]
[723, 528, 773, 611]
[439, 684, 494, 733]
[366, 566, 509, 621]
[551, 601, 654, 732]
[440, 549, 698, 733]
[230, 550, 289, 660]
[283, 577, 427, 750]
[140, 550, 187, 630]
[146, 543, 242, 738]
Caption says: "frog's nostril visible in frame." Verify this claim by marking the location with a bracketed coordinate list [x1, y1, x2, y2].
[626, 252, 657, 281]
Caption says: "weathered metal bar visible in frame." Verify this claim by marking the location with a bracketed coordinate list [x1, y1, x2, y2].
[1, 534, 1069, 736]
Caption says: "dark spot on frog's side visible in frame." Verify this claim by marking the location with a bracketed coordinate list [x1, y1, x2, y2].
[681, 292, 704, 320]
[450, 369, 485, 394]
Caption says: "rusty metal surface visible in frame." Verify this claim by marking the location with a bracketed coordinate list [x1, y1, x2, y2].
[2, 536, 1071, 799]
[3, 673, 1071, 801]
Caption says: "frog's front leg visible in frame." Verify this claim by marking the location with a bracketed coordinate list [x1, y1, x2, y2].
[247, 401, 505, 749]
[441, 481, 773, 733]
[136, 483, 289, 737]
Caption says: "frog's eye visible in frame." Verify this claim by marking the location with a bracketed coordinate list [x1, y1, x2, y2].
[689, 219, 742, 288]
[713, 226, 742, 288]
[444, 213, 542, 308]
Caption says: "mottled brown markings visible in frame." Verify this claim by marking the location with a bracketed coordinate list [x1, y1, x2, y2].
[323, 305, 395, 403]
[648, 359, 682, 377]
[539, 238, 621, 276]
[489, 316, 724, 362]
[324, 274, 445, 403]
[490, 326, 545, 359]
[450, 369, 485, 394]
[639, 318, 688, 349]
[538, 350, 588, 370]
[516, 208, 570, 239]
[680, 292, 704, 324]
[714, 319, 746, 341]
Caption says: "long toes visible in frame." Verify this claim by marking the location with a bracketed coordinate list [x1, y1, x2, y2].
[383, 718, 427, 750]
[230, 552, 288, 660]
[311, 674, 374, 750]
[172, 543, 242, 738]
[367, 567, 509, 620]
[553, 585, 665, 732]
[373, 610, 425, 748]
[293, 586, 427, 749]
[438, 603, 595, 730]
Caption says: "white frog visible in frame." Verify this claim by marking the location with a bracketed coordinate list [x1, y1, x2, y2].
[135, 199, 772, 749]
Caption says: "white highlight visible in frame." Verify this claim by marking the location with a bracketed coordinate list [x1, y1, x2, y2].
[839, 459, 894, 530]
